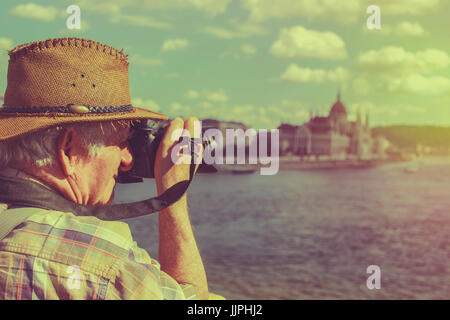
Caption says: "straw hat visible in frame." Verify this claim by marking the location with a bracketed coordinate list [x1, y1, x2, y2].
[0, 37, 168, 141]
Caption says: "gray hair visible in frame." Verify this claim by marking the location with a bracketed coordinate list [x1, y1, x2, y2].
[0, 121, 130, 168]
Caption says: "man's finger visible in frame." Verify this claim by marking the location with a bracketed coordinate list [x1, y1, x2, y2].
[183, 117, 203, 169]
[184, 117, 201, 139]
[160, 118, 184, 156]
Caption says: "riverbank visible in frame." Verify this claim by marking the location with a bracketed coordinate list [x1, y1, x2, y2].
[211, 156, 409, 173]
[277, 156, 407, 170]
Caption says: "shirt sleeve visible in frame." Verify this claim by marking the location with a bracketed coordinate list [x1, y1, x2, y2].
[105, 241, 197, 300]
[159, 270, 198, 300]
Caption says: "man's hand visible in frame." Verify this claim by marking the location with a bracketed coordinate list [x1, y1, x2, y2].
[154, 117, 202, 199]
[153, 117, 209, 300]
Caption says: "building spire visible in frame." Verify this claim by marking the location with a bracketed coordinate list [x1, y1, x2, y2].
[337, 89, 341, 101]
[356, 106, 361, 125]
[365, 111, 369, 129]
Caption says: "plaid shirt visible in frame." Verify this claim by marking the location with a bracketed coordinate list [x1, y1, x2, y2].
[0, 204, 197, 300]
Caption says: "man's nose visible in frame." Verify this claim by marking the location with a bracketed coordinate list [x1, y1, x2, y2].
[119, 143, 134, 171]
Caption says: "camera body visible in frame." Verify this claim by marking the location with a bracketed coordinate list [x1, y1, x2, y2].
[117, 119, 216, 183]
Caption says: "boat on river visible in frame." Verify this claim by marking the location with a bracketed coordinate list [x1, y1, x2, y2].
[214, 164, 259, 174]
[404, 159, 420, 173]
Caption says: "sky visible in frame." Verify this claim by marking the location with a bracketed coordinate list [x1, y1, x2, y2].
[0, 0, 449, 129]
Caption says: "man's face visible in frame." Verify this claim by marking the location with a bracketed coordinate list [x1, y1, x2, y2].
[74, 127, 133, 205]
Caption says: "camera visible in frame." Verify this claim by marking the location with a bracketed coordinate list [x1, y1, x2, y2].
[117, 119, 217, 183]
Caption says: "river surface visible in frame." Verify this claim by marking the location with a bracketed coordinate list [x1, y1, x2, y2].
[114, 157, 450, 299]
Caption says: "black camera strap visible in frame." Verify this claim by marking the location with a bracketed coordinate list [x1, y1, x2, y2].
[0, 139, 199, 221]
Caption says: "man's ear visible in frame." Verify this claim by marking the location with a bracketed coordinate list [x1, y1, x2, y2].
[57, 128, 76, 177]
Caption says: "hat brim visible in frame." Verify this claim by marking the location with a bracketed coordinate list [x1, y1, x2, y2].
[0, 106, 168, 141]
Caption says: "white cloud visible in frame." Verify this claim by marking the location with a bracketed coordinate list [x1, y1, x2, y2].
[349, 101, 428, 126]
[142, 0, 231, 16]
[232, 20, 266, 36]
[164, 73, 181, 79]
[162, 38, 190, 52]
[361, 24, 392, 36]
[274, 99, 310, 123]
[349, 101, 400, 118]
[352, 72, 450, 97]
[184, 89, 229, 103]
[0, 38, 14, 54]
[163, 98, 313, 129]
[241, 0, 442, 24]
[9, 3, 61, 22]
[132, 97, 161, 112]
[185, 90, 200, 99]
[72, 0, 230, 30]
[362, 21, 426, 37]
[58, 20, 92, 36]
[201, 21, 265, 39]
[279, 64, 349, 84]
[357, 46, 450, 75]
[352, 76, 371, 95]
[129, 54, 164, 66]
[270, 26, 347, 60]
[110, 14, 172, 29]
[75, 0, 127, 15]
[219, 52, 239, 59]
[218, 44, 257, 59]
[377, 0, 442, 15]
[394, 21, 425, 36]
[241, 0, 362, 23]
[355, 46, 450, 96]
[415, 49, 450, 70]
[386, 74, 450, 95]
[204, 89, 229, 103]
[165, 97, 312, 129]
[0, 38, 13, 80]
[76, 0, 231, 17]
[198, 101, 213, 108]
[187, 0, 231, 16]
[202, 26, 236, 39]
[241, 44, 257, 55]
[169, 102, 186, 114]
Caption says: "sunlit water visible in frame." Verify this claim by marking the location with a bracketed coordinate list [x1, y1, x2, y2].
[114, 157, 450, 299]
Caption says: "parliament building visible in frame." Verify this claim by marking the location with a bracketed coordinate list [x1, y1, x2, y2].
[278, 93, 372, 159]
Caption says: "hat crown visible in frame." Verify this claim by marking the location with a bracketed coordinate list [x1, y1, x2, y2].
[4, 38, 131, 108]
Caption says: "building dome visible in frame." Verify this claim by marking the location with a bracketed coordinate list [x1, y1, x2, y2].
[329, 92, 347, 117]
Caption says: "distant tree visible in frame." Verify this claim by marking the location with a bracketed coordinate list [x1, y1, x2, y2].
[373, 126, 450, 152]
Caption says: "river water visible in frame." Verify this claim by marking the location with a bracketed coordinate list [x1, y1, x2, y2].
[114, 157, 450, 300]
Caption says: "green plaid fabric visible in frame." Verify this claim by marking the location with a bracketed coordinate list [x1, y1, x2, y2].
[0, 205, 197, 300]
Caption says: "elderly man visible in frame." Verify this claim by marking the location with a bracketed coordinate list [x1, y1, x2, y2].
[0, 38, 208, 300]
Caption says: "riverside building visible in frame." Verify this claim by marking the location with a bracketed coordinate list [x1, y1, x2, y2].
[278, 93, 372, 160]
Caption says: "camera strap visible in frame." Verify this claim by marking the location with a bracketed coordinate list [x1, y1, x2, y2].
[0, 139, 199, 221]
